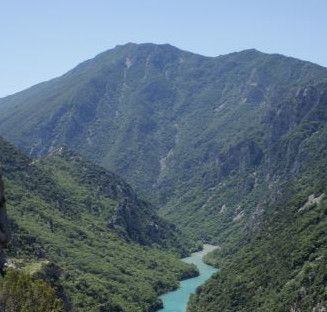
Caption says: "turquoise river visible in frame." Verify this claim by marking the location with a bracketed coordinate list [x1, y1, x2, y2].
[157, 244, 218, 312]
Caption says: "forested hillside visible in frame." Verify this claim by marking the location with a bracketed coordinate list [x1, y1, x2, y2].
[0, 137, 197, 312]
[0, 43, 327, 243]
[1, 43, 327, 311]
[188, 150, 327, 311]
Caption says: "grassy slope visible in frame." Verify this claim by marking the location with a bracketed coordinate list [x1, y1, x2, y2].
[0, 137, 197, 312]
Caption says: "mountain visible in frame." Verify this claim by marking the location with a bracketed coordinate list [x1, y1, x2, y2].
[1, 43, 327, 311]
[0, 44, 327, 241]
[187, 158, 327, 311]
[0, 137, 197, 312]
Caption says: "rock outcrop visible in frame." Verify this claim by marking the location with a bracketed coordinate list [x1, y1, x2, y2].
[109, 197, 165, 246]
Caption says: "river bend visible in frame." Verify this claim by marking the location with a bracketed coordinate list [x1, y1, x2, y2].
[157, 244, 218, 312]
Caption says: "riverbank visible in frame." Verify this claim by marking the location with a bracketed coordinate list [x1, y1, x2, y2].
[195, 244, 219, 257]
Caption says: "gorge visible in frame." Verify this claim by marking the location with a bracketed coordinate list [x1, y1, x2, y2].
[0, 43, 326, 311]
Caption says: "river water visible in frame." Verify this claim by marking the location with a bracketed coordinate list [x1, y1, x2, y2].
[157, 244, 218, 312]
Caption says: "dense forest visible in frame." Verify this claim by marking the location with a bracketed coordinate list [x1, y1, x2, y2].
[0, 137, 197, 311]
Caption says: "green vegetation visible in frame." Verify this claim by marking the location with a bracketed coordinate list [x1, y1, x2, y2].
[0, 43, 327, 243]
[1, 43, 327, 311]
[187, 168, 327, 311]
[0, 269, 62, 312]
[0, 138, 197, 312]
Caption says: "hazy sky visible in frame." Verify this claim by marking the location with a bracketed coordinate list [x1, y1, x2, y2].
[1, 0, 326, 97]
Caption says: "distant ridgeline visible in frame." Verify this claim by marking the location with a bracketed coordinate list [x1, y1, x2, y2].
[1, 43, 327, 311]
[0, 137, 197, 312]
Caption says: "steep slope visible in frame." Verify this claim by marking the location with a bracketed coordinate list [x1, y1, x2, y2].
[1, 43, 327, 311]
[0, 137, 197, 312]
[0, 44, 327, 243]
[184, 81, 327, 311]
[0, 175, 63, 312]
[187, 161, 327, 312]
[37, 145, 188, 250]
[0, 173, 11, 266]
[0, 43, 201, 195]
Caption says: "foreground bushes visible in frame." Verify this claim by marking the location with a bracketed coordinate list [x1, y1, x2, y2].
[0, 269, 62, 312]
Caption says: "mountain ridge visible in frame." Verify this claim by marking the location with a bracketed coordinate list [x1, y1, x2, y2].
[1, 42, 327, 311]
[1, 43, 327, 239]
[2, 43, 326, 103]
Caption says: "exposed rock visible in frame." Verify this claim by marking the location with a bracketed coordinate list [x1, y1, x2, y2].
[158, 148, 174, 181]
[146, 221, 161, 242]
[298, 193, 325, 212]
[109, 198, 143, 243]
[217, 139, 264, 181]
[220, 204, 227, 213]
[233, 210, 244, 222]
[109, 197, 174, 247]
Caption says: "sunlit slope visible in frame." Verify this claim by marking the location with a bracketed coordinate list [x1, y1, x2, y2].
[0, 137, 196, 312]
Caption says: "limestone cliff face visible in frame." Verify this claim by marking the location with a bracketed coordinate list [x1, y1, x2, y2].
[0, 174, 11, 269]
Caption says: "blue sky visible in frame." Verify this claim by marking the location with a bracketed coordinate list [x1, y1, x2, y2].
[1, 0, 326, 97]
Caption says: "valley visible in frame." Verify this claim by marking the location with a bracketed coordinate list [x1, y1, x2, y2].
[0, 43, 327, 311]
[0, 138, 197, 311]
